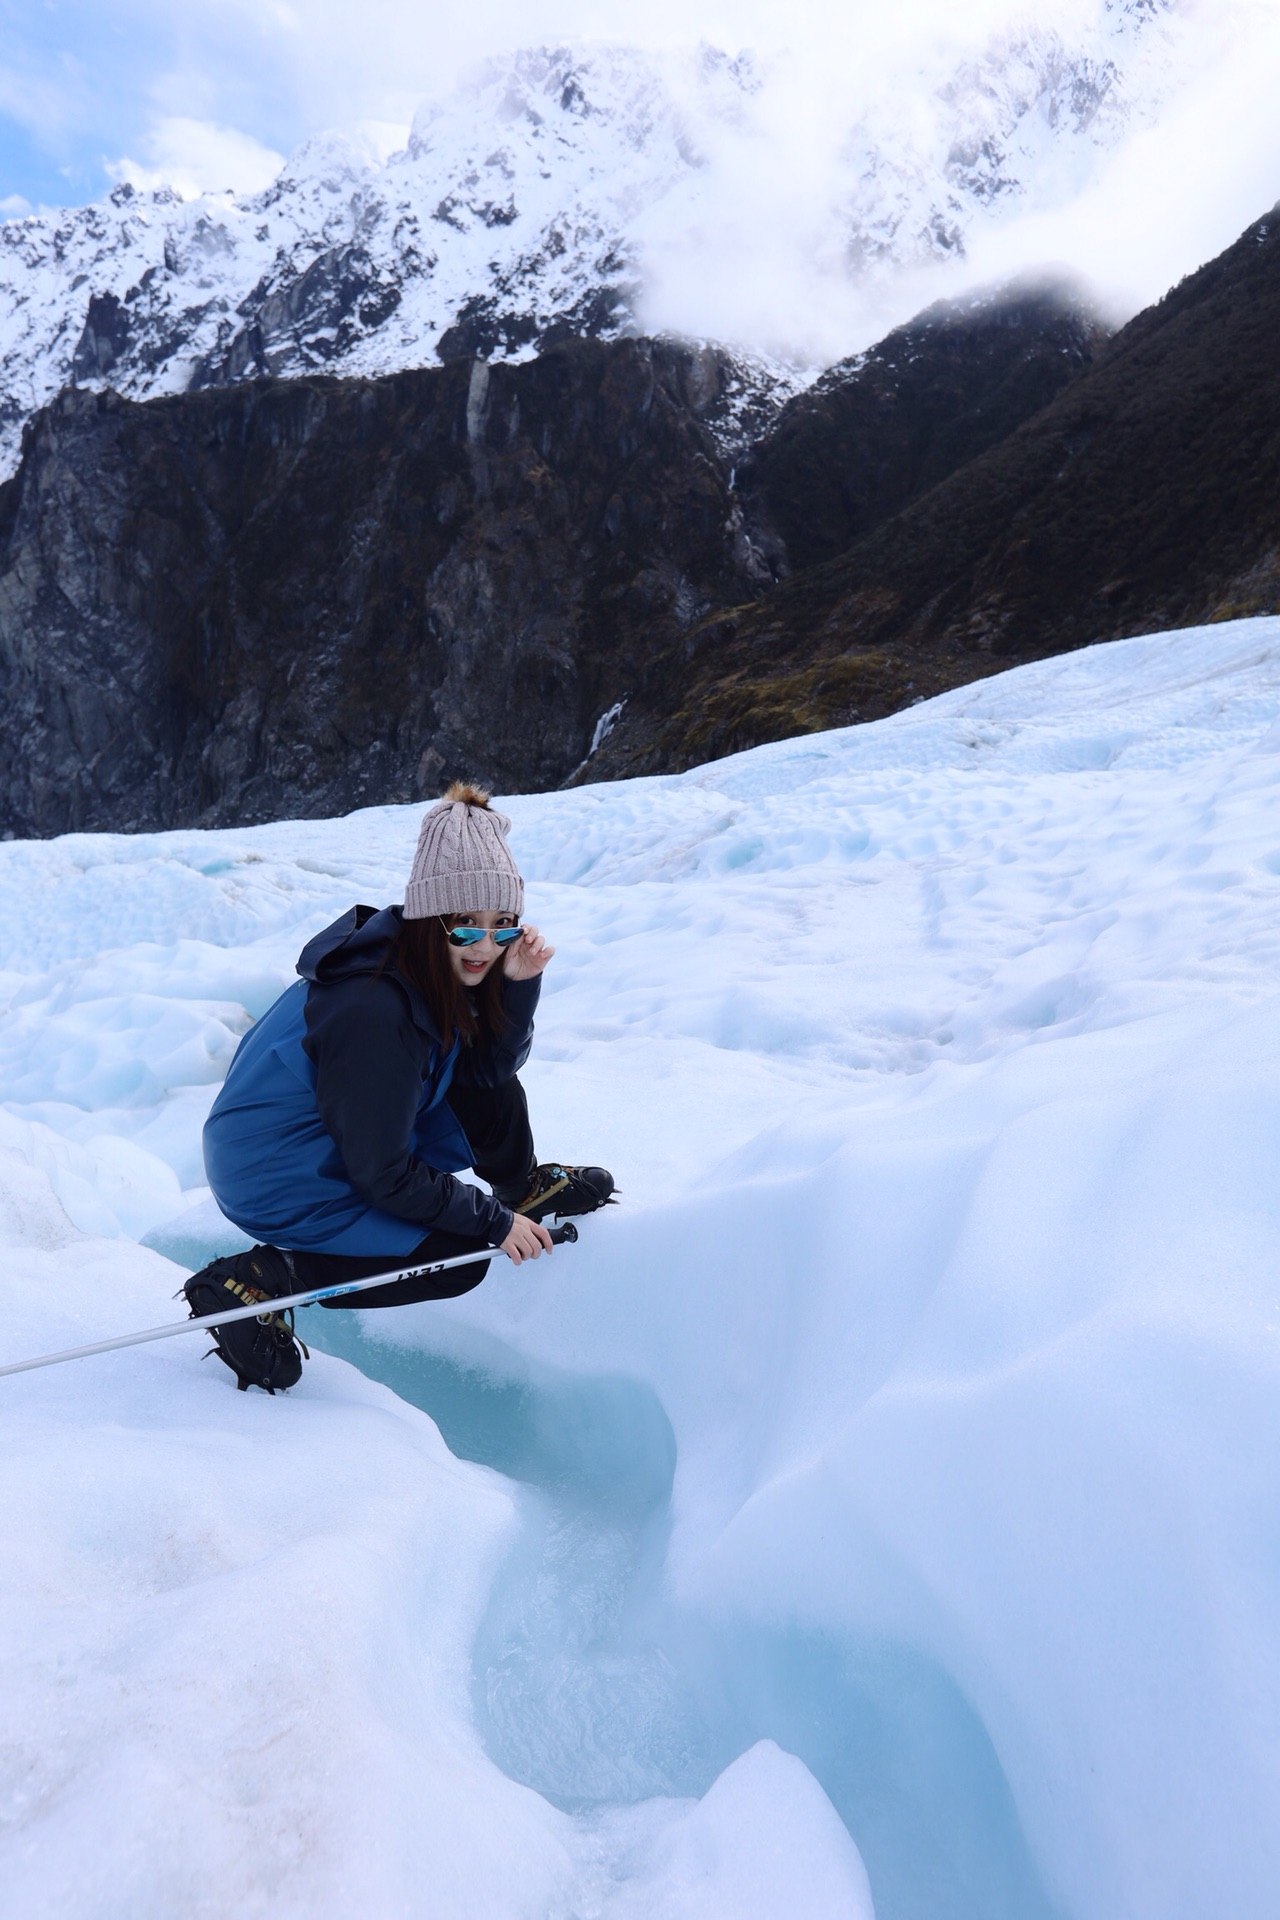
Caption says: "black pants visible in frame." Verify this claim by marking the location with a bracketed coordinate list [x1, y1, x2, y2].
[290, 1077, 534, 1309]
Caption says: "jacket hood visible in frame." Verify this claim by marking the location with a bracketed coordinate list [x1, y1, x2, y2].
[296, 904, 404, 984]
[296, 904, 449, 1046]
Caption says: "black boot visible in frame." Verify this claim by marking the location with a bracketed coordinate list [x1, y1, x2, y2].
[182, 1245, 306, 1394]
[503, 1163, 616, 1223]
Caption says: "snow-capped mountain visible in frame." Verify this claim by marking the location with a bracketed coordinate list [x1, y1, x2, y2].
[0, 6, 1184, 479]
[839, 0, 1180, 269]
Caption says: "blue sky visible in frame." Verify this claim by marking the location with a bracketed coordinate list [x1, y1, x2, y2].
[1, 3, 280, 207]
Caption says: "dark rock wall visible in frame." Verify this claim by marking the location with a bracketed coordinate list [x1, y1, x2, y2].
[0, 339, 766, 835]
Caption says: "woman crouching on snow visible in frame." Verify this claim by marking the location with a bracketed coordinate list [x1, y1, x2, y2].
[184, 783, 614, 1393]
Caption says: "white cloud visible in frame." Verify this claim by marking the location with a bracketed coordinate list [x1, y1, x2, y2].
[107, 117, 285, 200]
[0, 193, 33, 221]
[348, 119, 412, 165]
[170, 0, 1054, 136]
[631, 0, 1280, 359]
[960, 0, 1280, 317]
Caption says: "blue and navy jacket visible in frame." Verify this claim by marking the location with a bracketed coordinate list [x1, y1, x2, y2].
[203, 905, 539, 1255]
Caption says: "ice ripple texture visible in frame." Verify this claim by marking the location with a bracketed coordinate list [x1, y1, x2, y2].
[2, 617, 1280, 1917]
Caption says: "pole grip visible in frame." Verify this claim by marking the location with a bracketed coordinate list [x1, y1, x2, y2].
[547, 1221, 579, 1245]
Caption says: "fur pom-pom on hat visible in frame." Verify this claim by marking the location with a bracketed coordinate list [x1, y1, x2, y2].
[403, 780, 524, 920]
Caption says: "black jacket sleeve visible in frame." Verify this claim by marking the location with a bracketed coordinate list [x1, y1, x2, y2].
[452, 976, 541, 1087]
[303, 976, 512, 1245]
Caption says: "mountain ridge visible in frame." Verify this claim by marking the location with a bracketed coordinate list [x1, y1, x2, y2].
[0, 9, 1183, 478]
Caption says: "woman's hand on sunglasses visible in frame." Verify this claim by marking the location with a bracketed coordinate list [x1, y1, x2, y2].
[502, 924, 555, 981]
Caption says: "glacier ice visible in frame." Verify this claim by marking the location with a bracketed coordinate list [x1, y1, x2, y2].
[3, 616, 1280, 1916]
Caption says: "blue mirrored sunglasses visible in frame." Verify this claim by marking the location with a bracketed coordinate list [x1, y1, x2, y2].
[441, 919, 523, 949]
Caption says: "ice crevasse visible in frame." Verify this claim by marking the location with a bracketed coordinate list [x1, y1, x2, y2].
[2, 617, 1280, 1919]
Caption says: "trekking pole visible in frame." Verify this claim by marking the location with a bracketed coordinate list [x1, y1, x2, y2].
[0, 1222, 579, 1381]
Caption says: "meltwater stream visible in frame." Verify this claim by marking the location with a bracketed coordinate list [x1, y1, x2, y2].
[302, 1308, 1060, 1920]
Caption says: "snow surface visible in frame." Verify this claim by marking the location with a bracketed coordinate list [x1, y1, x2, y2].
[0, 7, 1187, 478]
[3, 616, 1280, 1918]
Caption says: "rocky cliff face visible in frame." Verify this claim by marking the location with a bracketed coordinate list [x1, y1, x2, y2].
[0, 274, 1119, 836]
[0, 339, 769, 835]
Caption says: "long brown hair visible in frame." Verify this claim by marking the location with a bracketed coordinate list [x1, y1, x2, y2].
[393, 913, 509, 1049]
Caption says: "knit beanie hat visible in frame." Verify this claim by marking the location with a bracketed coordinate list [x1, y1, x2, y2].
[403, 781, 524, 920]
